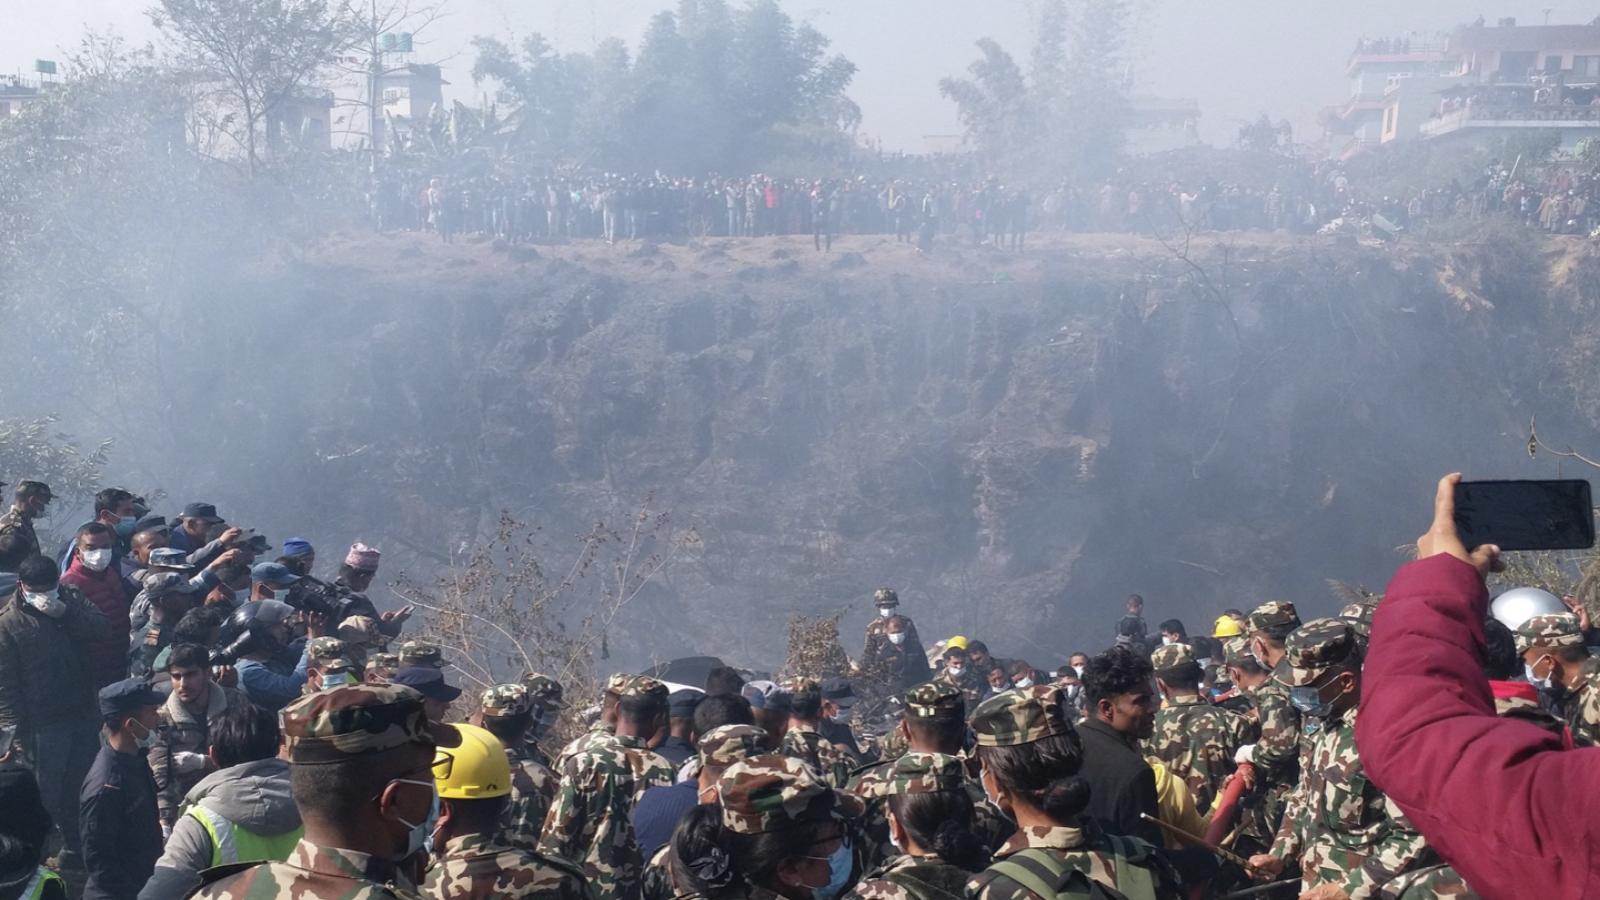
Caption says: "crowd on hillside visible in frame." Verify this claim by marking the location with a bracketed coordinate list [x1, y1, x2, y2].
[1, 474, 1599, 899]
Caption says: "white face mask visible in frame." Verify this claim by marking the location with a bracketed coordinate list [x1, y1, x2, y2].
[947, 664, 965, 678]
[878, 607, 894, 619]
[81, 548, 114, 572]
[23, 588, 66, 618]
[887, 632, 906, 646]
[1073, 665, 1085, 678]
[1162, 636, 1176, 646]
[1013, 677, 1033, 689]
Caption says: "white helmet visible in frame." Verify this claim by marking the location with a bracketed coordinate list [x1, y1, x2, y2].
[1490, 587, 1566, 631]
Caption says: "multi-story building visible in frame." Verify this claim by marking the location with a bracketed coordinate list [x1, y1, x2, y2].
[1322, 35, 1455, 156]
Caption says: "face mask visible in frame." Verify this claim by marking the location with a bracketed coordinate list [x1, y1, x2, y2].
[114, 516, 138, 538]
[82, 548, 114, 572]
[1289, 684, 1335, 719]
[390, 778, 440, 858]
[1013, 677, 1034, 689]
[1526, 659, 1553, 691]
[22, 589, 66, 618]
[1073, 665, 1084, 678]
[811, 840, 852, 900]
[1162, 636, 1176, 646]
[946, 665, 964, 678]
[878, 607, 894, 619]
[828, 709, 851, 724]
[132, 720, 162, 751]
[1065, 683, 1082, 701]
[887, 632, 905, 646]
[322, 672, 355, 690]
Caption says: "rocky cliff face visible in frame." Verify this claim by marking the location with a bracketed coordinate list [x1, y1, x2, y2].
[105, 228, 1600, 668]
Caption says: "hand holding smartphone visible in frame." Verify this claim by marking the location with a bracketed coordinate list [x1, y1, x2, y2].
[1452, 479, 1596, 552]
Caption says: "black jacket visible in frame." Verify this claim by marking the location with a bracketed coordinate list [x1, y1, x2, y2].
[1075, 717, 1163, 848]
[80, 740, 162, 900]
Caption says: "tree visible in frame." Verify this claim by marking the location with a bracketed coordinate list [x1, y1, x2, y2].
[939, 39, 1031, 164]
[149, 0, 360, 175]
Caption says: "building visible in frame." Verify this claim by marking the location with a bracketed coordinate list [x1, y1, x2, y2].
[1322, 35, 1455, 156]
[0, 75, 44, 119]
[266, 89, 335, 152]
[377, 63, 446, 148]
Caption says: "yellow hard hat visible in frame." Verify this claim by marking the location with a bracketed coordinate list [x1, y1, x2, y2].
[946, 635, 969, 651]
[432, 723, 511, 800]
[1212, 615, 1243, 638]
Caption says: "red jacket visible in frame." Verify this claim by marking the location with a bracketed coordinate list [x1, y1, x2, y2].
[1359, 555, 1599, 900]
[59, 557, 131, 688]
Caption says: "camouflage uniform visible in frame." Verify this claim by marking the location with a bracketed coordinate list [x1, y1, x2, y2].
[1384, 863, 1481, 899]
[482, 684, 561, 850]
[845, 754, 986, 900]
[640, 725, 772, 900]
[1268, 619, 1431, 899]
[848, 683, 1012, 870]
[1221, 635, 1301, 854]
[303, 637, 353, 695]
[1515, 613, 1600, 746]
[1143, 643, 1256, 813]
[190, 683, 463, 900]
[399, 641, 446, 668]
[932, 666, 985, 712]
[422, 831, 592, 900]
[966, 685, 1180, 900]
[0, 504, 40, 564]
[537, 676, 675, 900]
[367, 651, 401, 683]
[862, 589, 932, 691]
[553, 674, 630, 775]
[1339, 600, 1378, 655]
[780, 678, 860, 787]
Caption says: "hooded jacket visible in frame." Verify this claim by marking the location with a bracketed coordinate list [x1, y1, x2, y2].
[137, 757, 301, 900]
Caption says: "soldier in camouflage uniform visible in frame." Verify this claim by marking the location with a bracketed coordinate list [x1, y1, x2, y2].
[966, 684, 1180, 900]
[303, 637, 355, 694]
[1248, 618, 1433, 899]
[424, 721, 591, 900]
[367, 651, 401, 684]
[0, 481, 51, 571]
[640, 724, 772, 900]
[553, 673, 630, 774]
[1142, 643, 1255, 813]
[846, 753, 986, 900]
[537, 675, 675, 900]
[476, 683, 560, 850]
[862, 588, 932, 691]
[522, 672, 568, 767]
[1339, 600, 1378, 654]
[1516, 612, 1600, 746]
[848, 682, 1012, 871]
[189, 683, 464, 900]
[780, 677, 860, 787]
[1217, 636, 1296, 857]
[398, 641, 447, 669]
[932, 646, 986, 711]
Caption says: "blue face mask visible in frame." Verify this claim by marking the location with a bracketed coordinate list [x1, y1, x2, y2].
[814, 840, 852, 900]
[1289, 684, 1335, 719]
[114, 516, 138, 539]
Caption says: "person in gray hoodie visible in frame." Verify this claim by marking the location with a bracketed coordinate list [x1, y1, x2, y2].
[137, 704, 301, 900]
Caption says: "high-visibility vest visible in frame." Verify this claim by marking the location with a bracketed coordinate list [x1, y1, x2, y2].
[185, 805, 303, 867]
[19, 867, 62, 900]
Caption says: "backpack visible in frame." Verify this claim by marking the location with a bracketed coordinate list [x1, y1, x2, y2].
[980, 836, 1160, 900]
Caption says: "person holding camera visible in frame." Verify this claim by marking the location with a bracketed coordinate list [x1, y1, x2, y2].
[230, 601, 325, 713]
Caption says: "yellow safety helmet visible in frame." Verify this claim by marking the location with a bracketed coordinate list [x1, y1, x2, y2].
[432, 723, 511, 800]
[1212, 615, 1243, 638]
[946, 635, 969, 651]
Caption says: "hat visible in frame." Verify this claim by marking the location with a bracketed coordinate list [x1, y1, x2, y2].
[306, 637, 350, 663]
[781, 676, 822, 702]
[481, 683, 534, 718]
[603, 673, 632, 696]
[1247, 601, 1301, 634]
[1150, 643, 1197, 671]
[874, 588, 900, 608]
[251, 561, 302, 587]
[903, 681, 964, 719]
[139, 571, 194, 601]
[147, 548, 194, 571]
[1212, 615, 1243, 638]
[398, 641, 445, 668]
[669, 689, 704, 719]
[1222, 636, 1255, 667]
[698, 724, 770, 767]
[280, 684, 462, 764]
[1274, 618, 1360, 688]
[181, 503, 223, 524]
[621, 675, 669, 700]
[281, 538, 314, 559]
[132, 513, 168, 535]
[885, 752, 968, 796]
[1515, 612, 1585, 654]
[98, 678, 163, 718]
[820, 677, 855, 708]
[716, 754, 865, 834]
[337, 616, 382, 647]
[345, 542, 381, 573]
[392, 666, 463, 703]
[1339, 601, 1377, 627]
[367, 652, 400, 672]
[970, 684, 1079, 747]
[521, 673, 566, 708]
[945, 635, 969, 651]
[741, 680, 791, 713]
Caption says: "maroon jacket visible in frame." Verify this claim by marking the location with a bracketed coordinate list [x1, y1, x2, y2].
[59, 557, 131, 688]
[1359, 554, 1599, 900]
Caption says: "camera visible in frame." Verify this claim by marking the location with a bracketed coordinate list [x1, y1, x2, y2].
[282, 575, 373, 624]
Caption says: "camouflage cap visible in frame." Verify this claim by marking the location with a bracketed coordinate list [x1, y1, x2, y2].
[280, 684, 461, 765]
[874, 588, 900, 608]
[1247, 601, 1301, 634]
[366, 652, 400, 672]
[885, 752, 967, 796]
[603, 673, 632, 697]
[481, 683, 534, 718]
[1274, 618, 1360, 688]
[781, 676, 822, 701]
[1222, 636, 1255, 668]
[337, 615, 382, 647]
[1515, 612, 1585, 654]
[1338, 601, 1377, 626]
[716, 753, 865, 834]
[970, 684, 1080, 747]
[1150, 643, 1196, 671]
[698, 724, 770, 768]
[306, 637, 350, 664]
[397, 641, 445, 668]
[903, 681, 964, 719]
[621, 675, 669, 700]
[877, 727, 909, 762]
[521, 673, 567, 708]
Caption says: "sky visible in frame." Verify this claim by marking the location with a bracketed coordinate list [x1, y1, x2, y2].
[4, 1, 1593, 151]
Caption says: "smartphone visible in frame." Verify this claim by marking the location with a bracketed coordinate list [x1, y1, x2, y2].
[1453, 479, 1596, 552]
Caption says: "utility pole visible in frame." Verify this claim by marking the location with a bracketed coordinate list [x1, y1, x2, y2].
[368, 0, 385, 156]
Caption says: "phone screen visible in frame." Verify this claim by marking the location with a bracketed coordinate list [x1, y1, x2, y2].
[1453, 479, 1596, 552]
